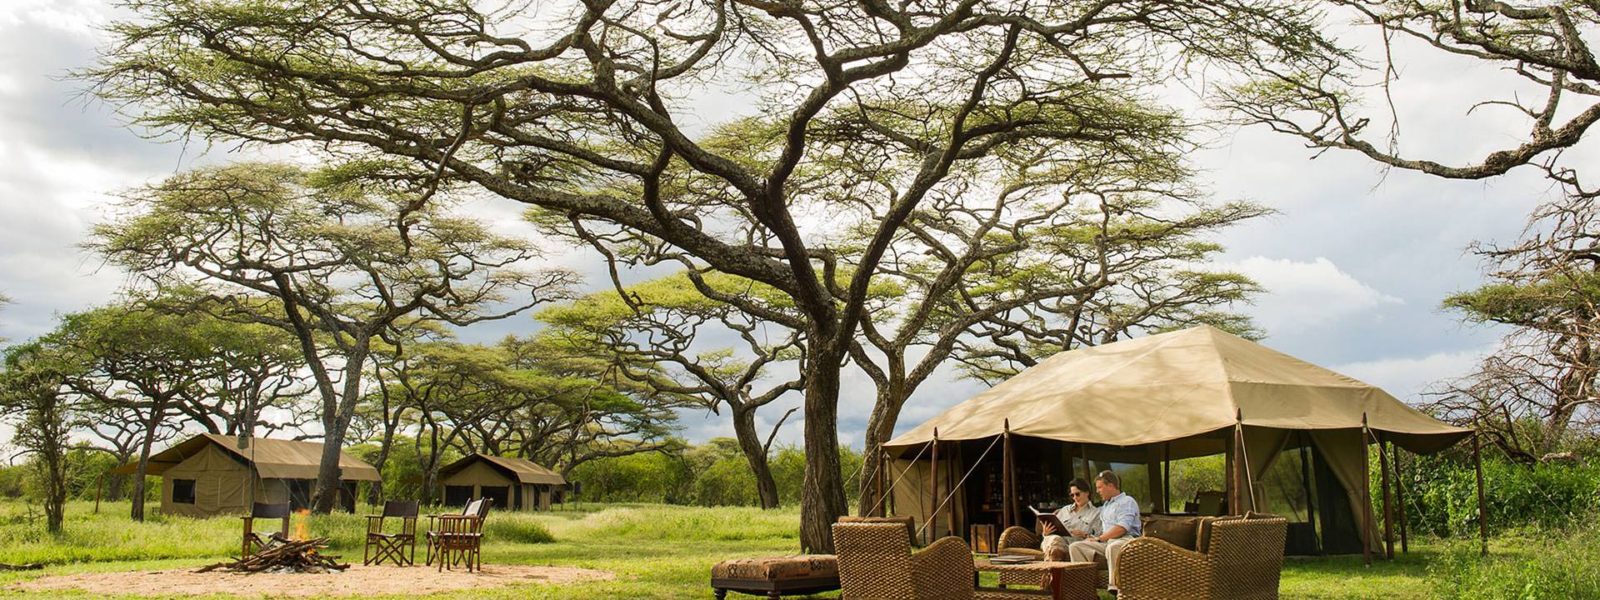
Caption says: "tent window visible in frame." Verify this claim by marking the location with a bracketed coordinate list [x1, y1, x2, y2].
[172, 479, 197, 504]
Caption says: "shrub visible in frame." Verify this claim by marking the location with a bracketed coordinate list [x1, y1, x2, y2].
[1403, 454, 1600, 537]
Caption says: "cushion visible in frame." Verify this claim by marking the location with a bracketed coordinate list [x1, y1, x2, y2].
[1142, 515, 1200, 551]
[1194, 516, 1243, 554]
[711, 555, 839, 581]
[836, 515, 917, 547]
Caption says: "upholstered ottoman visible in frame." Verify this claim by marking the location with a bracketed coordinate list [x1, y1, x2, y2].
[710, 555, 841, 599]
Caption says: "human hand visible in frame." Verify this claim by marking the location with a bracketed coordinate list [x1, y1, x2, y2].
[1040, 521, 1060, 536]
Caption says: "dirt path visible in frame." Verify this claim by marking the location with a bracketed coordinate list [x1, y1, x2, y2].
[11, 563, 614, 597]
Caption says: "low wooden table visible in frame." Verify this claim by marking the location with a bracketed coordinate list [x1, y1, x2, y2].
[973, 557, 1097, 600]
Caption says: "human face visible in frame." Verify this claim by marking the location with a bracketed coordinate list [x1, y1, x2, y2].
[1095, 477, 1114, 500]
[1069, 487, 1090, 507]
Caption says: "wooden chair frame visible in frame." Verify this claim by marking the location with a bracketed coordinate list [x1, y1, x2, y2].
[425, 498, 492, 572]
[364, 500, 420, 566]
[241, 502, 291, 558]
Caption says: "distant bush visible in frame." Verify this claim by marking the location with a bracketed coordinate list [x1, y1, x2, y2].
[1403, 453, 1600, 537]
[485, 515, 555, 544]
[569, 439, 864, 508]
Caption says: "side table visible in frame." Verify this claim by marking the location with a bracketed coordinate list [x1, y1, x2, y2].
[973, 557, 1097, 600]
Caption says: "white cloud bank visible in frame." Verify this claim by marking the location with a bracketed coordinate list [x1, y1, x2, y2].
[1334, 346, 1492, 403]
[1220, 256, 1403, 335]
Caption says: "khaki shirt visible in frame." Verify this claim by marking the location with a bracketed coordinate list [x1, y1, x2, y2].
[1054, 502, 1101, 538]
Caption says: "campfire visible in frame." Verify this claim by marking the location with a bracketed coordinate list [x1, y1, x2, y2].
[197, 510, 350, 574]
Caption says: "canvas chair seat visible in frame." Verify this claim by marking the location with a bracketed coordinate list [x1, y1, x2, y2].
[364, 500, 419, 566]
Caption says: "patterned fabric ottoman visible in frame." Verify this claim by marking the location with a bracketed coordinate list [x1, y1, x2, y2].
[710, 555, 841, 599]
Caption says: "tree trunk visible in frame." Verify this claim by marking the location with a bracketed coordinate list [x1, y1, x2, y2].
[857, 387, 904, 516]
[130, 403, 165, 522]
[312, 342, 369, 513]
[731, 406, 781, 509]
[107, 472, 127, 502]
[366, 425, 396, 505]
[799, 346, 848, 553]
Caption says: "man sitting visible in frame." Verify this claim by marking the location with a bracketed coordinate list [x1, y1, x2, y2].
[1068, 470, 1141, 595]
[1039, 477, 1099, 561]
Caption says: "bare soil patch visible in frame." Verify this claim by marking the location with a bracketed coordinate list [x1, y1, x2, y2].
[12, 563, 614, 597]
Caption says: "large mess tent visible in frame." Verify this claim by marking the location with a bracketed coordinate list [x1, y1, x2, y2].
[879, 325, 1480, 559]
[113, 434, 382, 516]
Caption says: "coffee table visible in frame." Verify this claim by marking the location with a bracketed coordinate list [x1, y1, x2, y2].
[973, 557, 1097, 600]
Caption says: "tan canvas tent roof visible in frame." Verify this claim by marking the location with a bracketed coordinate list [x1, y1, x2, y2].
[886, 325, 1469, 454]
[113, 433, 381, 481]
[439, 454, 566, 485]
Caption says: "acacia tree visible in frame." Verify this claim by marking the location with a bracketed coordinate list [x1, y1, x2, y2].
[1431, 195, 1600, 461]
[92, 0, 1349, 549]
[83, 403, 181, 501]
[1225, 2, 1600, 184]
[43, 305, 218, 521]
[845, 151, 1265, 513]
[89, 162, 575, 513]
[496, 334, 687, 477]
[538, 274, 805, 508]
[0, 342, 82, 534]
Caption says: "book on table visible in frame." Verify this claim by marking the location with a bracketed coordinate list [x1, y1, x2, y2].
[989, 554, 1038, 564]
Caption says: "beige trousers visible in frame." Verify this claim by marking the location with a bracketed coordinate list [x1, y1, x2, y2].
[1041, 534, 1074, 559]
[1067, 537, 1133, 590]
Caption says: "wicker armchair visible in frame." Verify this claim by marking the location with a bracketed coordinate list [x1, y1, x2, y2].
[832, 522, 974, 600]
[996, 526, 1044, 558]
[1115, 515, 1288, 600]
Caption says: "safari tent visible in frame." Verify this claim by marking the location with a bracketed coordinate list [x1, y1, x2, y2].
[113, 433, 382, 516]
[437, 454, 568, 511]
[879, 325, 1481, 560]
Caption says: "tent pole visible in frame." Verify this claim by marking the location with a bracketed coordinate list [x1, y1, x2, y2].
[931, 428, 940, 544]
[1232, 410, 1248, 514]
[1162, 442, 1171, 514]
[1080, 443, 1091, 486]
[1473, 431, 1488, 556]
[1003, 420, 1014, 532]
[1394, 442, 1409, 554]
[1360, 414, 1374, 567]
[1378, 431, 1395, 560]
[877, 451, 888, 517]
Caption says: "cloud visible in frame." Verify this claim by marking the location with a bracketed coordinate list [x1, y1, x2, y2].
[1334, 346, 1492, 403]
[1220, 256, 1403, 335]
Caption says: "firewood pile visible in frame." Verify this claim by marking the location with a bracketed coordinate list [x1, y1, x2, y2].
[196, 537, 350, 574]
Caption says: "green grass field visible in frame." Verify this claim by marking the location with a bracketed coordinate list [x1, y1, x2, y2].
[0, 500, 1540, 599]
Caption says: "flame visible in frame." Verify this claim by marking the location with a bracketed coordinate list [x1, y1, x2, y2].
[293, 509, 311, 541]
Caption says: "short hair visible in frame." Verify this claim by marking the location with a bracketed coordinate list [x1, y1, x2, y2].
[1068, 478, 1091, 494]
[1095, 469, 1121, 489]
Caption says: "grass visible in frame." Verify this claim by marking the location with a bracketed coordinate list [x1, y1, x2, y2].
[0, 499, 1560, 599]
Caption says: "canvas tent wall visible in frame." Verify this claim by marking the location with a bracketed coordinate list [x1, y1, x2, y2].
[437, 454, 567, 511]
[882, 326, 1474, 558]
[113, 434, 382, 516]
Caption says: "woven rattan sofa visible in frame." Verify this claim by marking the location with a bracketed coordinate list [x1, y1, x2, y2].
[995, 513, 1264, 591]
[1115, 514, 1288, 600]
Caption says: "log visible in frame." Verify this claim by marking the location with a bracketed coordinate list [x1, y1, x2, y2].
[194, 537, 349, 573]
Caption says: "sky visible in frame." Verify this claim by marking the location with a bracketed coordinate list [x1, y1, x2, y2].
[0, 1, 1582, 451]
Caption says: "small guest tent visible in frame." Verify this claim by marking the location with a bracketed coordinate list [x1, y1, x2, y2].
[113, 433, 381, 516]
[437, 454, 568, 511]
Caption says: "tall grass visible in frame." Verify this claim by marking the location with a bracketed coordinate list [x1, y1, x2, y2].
[547, 505, 800, 542]
[1428, 522, 1600, 599]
